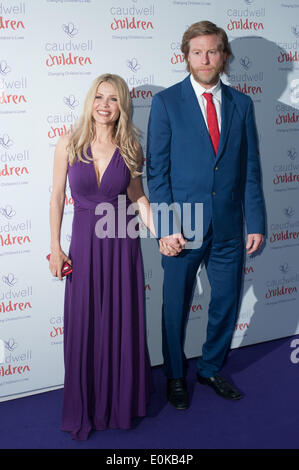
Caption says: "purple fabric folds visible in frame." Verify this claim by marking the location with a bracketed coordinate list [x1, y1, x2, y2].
[61, 147, 153, 440]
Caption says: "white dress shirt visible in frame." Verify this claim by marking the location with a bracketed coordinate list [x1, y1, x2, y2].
[190, 74, 222, 132]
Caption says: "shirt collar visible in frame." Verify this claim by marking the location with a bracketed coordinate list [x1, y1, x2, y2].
[190, 74, 222, 100]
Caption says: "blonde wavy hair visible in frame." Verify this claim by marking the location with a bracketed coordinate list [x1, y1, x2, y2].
[67, 73, 142, 177]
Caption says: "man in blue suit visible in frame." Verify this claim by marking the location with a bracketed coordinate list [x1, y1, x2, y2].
[146, 21, 265, 409]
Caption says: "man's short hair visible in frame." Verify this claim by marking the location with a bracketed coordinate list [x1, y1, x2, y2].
[181, 20, 232, 73]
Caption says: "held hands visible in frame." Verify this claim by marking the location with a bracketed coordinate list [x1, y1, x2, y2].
[246, 233, 264, 255]
[159, 233, 186, 256]
[159, 233, 264, 256]
[49, 249, 72, 281]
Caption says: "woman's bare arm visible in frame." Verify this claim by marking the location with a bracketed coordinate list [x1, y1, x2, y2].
[49, 134, 72, 280]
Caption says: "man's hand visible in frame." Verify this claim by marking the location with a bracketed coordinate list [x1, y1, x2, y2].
[159, 233, 186, 256]
[246, 233, 264, 255]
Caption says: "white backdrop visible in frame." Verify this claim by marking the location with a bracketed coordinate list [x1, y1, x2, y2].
[1, 0, 299, 401]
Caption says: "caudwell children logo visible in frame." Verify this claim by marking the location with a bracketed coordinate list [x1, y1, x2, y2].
[0, 133, 13, 149]
[275, 102, 299, 127]
[0, 271, 33, 319]
[265, 263, 298, 301]
[243, 251, 257, 278]
[272, 147, 299, 189]
[63, 94, 79, 110]
[228, 56, 263, 97]
[47, 95, 79, 140]
[243, 264, 254, 276]
[2, 272, 18, 287]
[49, 315, 64, 344]
[287, 147, 297, 161]
[269, 208, 299, 244]
[0, 204, 31, 249]
[283, 206, 295, 218]
[226, 4, 265, 32]
[239, 56, 252, 70]
[4, 337, 17, 352]
[169, 39, 185, 67]
[0, 133, 30, 184]
[188, 291, 204, 322]
[0, 337, 32, 379]
[0, 2, 25, 37]
[62, 22, 78, 38]
[144, 268, 152, 301]
[291, 25, 299, 39]
[278, 49, 299, 64]
[125, 58, 154, 104]
[110, 1, 155, 35]
[279, 262, 289, 275]
[0, 204, 15, 219]
[45, 22, 93, 70]
[277, 36, 299, 64]
[0, 60, 11, 76]
[0, 59, 27, 108]
[127, 58, 141, 73]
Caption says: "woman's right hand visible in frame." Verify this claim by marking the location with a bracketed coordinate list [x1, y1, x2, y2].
[48, 249, 72, 281]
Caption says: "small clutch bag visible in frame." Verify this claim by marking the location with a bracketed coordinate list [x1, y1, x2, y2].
[46, 254, 73, 276]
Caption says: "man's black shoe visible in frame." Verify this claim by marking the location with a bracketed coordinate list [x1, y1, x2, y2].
[167, 378, 189, 410]
[197, 373, 242, 400]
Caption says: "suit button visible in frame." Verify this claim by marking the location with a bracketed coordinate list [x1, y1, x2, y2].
[214, 166, 218, 171]
[212, 191, 216, 196]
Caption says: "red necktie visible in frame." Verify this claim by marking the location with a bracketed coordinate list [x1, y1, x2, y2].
[202, 92, 220, 155]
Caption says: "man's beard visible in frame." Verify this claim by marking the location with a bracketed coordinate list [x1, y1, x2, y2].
[189, 64, 222, 87]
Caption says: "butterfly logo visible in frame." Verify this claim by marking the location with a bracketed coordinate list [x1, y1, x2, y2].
[0, 60, 11, 76]
[279, 263, 289, 274]
[0, 205, 16, 219]
[4, 338, 18, 352]
[291, 25, 299, 38]
[2, 273, 17, 287]
[0, 134, 13, 149]
[62, 22, 78, 38]
[239, 56, 252, 70]
[287, 148, 297, 160]
[283, 207, 295, 218]
[127, 58, 141, 73]
[63, 95, 79, 110]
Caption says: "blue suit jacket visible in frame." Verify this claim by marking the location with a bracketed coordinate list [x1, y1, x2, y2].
[146, 76, 266, 242]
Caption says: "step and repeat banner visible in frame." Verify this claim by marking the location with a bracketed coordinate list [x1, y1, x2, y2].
[0, 0, 299, 400]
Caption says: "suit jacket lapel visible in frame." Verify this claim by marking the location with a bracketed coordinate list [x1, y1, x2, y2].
[216, 82, 235, 163]
[181, 76, 215, 163]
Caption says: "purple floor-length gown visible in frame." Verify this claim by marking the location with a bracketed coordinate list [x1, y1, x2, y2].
[61, 146, 153, 440]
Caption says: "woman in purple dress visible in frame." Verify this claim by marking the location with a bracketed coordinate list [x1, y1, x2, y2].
[49, 74, 157, 440]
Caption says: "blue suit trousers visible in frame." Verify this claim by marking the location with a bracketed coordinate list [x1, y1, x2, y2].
[161, 225, 244, 379]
